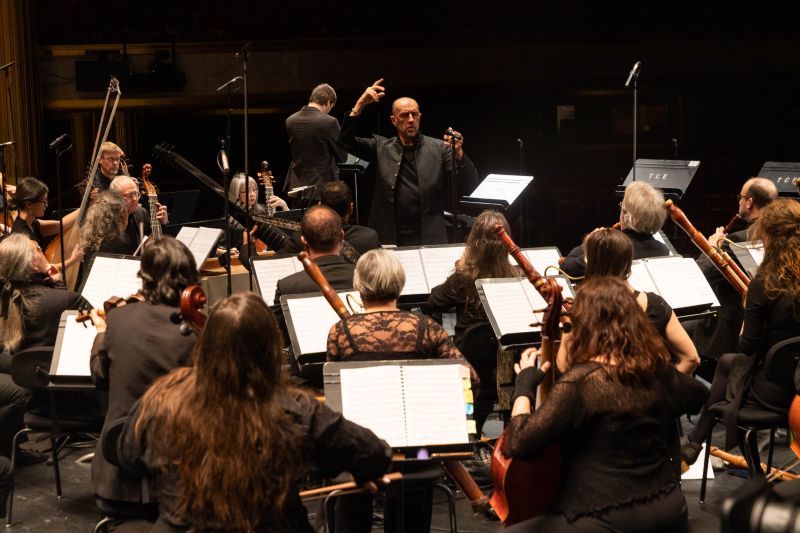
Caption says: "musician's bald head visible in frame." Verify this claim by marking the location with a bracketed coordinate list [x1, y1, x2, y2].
[391, 98, 421, 145]
[300, 205, 344, 255]
[739, 177, 778, 221]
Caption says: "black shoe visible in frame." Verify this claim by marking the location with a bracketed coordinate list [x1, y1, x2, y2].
[15, 448, 47, 467]
[681, 441, 703, 466]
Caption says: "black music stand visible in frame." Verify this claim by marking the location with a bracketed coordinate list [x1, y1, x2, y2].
[756, 161, 800, 197]
[338, 152, 369, 224]
[460, 173, 534, 215]
[616, 159, 700, 201]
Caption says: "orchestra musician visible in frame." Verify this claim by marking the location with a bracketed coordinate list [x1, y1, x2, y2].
[0, 233, 91, 463]
[560, 181, 670, 278]
[339, 78, 479, 246]
[277, 180, 381, 257]
[686, 177, 778, 361]
[117, 292, 392, 531]
[682, 198, 800, 465]
[326, 248, 477, 533]
[89, 236, 200, 520]
[503, 277, 707, 532]
[222, 172, 288, 257]
[284, 83, 348, 205]
[12, 177, 84, 272]
[90, 141, 125, 193]
[74, 191, 127, 287]
[106, 176, 168, 255]
[429, 210, 520, 433]
[580, 227, 701, 375]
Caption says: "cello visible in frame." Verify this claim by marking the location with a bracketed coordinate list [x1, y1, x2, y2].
[140, 164, 162, 240]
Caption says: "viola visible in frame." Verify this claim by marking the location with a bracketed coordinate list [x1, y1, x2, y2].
[140, 164, 163, 240]
[75, 292, 144, 325]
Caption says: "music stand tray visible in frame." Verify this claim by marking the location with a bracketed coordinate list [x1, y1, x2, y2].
[616, 159, 700, 201]
[757, 161, 800, 197]
[460, 173, 533, 214]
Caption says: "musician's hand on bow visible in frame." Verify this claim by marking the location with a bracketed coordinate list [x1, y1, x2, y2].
[156, 203, 168, 225]
[268, 195, 288, 211]
[89, 308, 107, 333]
[353, 78, 385, 114]
[515, 347, 551, 375]
[708, 226, 725, 248]
[444, 127, 464, 160]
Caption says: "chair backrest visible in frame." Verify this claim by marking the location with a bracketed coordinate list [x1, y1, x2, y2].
[763, 336, 800, 390]
[10, 346, 55, 390]
[101, 417, 127, 467]
[457, 322, 498, 369]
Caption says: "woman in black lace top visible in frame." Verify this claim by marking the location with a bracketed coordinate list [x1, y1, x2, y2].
[504, 277, 707, 532]
[580, 228, 700, 375]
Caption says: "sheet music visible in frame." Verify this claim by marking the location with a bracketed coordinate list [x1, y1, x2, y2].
[53, 315, 96, 377]
[628, 261, 660, 295]
[340, 366, 407, 447]
[469, 173, 533, 205]
[747, 243, 764, 266]
[80, 256, 142, 309]
[252, 257, 302, 303]
[402, 364, 469, 446]
[175, 226, 224, 269]
[645, 257, 720, 309]
[285, 291, 360, 355]
[392, 249, 429, 296]
[420, 246, 465, 289]
[519, 248, 562, 277]
[480, 280, 544, 337]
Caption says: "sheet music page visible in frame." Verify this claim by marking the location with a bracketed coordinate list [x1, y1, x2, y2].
[480, 280, 543, 337]
[645, 257, 721, 309]
[253, 257, 302, 303]
[175, 226, 224, 269]
[402, 364, 470, 446]
[80, 256, 142, 309]
[628, 261, 660, 295]
[747, 243, 764, 266]
[54, 317, 97, 377]
[392, 249, 428, 296]
[339, 366, 407, 447]
[469, 174, 533, 205]
[519, 248, 562, 277]
[285, 291, 359, 355]
[421, 246, 465, 290]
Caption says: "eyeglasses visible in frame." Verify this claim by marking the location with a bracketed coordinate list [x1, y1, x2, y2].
[736, 194, 751, 202]
[103, 156, 121, 163]
[121, 191, 141, 200]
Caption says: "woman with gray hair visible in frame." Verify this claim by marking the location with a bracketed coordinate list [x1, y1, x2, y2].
[561, 181, 670, 278]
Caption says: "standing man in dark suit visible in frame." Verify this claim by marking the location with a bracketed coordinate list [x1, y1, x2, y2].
[284, 83, 347, 206]
[277, 180, 381, 257]
[89, 236, 199, 520]
[273, 205, 355, 309]
[339, 78, 479, 246]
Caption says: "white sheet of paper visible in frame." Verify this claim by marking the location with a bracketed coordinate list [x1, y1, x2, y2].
[54, 317, 97, 377]
[285, 291, 359, 355]
[253, 257, 302, 303]
[520, 248, 563, 278]
[80, 256, 142, 310]
[175, 226, 224, 269]
[480, 280, 544, 337]
[681, 442, 714, 480]
[747, 243, 764, 266]
[628, 261, 660, 295]
[645, 257, 721, 309]
[340, 366, 407, 447]
[421, 246, 465, 290]
[401, 364, 470, 446]
[393, 249, 429, 296]
[469, 174, 533, 205]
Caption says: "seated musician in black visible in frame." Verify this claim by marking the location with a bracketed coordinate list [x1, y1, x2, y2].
[277, 180, 381, 257]
[503, 277, 707, 532]
[326, 248, 474, 533]
[89, 236, 200, 520]
[223, 172, 289, 261]
[105, 176, 168, 255]
[0, 233, 91, 462]
[75, 191, 128, 287]
[560, 181, 670, 278]
[580, 227, 700, 375]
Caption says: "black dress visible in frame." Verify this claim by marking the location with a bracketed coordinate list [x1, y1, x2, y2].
[11, 217, 46, 250]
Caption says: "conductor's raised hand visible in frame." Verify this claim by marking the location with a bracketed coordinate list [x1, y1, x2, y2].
[352, 78, 385, 115]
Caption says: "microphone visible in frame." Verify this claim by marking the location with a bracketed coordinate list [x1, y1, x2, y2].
[219, 141, 229, 174]
[517, 138, 524, 148]
[288, 185, 317, 197]
[235, 42, 252, 58]
[624, 61, 642, 87]
[445, 128, 462, 141]
[216, 76, 243, 93]
[48, 133, 71, 150]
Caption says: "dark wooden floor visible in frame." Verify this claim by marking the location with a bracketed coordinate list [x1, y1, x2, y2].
[3, 416, 794, 532]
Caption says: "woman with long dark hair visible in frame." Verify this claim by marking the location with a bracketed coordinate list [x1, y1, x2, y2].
[682, 198, 800, 464]
[504, 277, 707, 532]
[119, 292, 390, 531]
[580, 227, 700, 375]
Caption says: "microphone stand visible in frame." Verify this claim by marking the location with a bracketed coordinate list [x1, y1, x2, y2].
[518, 138, 528, 246]
[632, 73, 638, 182]
[53, 138, 73, 274]
[218, 142, 232, 296]
[0, 142, 11, 234]
[237, 43, 254, 290]
[449, 135, 461, 243]
[1, 61, 19, 185]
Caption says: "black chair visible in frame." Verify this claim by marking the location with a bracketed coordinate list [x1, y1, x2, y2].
[6, 346, 105, 526]
[457, 322, 499, 436]
[699, 336, 800, 504]
[722, 476, 800, 532]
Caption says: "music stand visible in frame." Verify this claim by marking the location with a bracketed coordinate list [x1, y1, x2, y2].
[157, 189, 200, 226]
[756, 162, 800, 198]
[616, 159, 700, 201]
[460, 173, 533, 215]
[338, 152, 369, 224]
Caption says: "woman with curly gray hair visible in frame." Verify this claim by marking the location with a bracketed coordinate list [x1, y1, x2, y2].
[74, 191, 127, 287]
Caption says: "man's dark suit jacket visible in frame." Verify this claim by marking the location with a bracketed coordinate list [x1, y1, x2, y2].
[277, 224, 381, 257]
[273, 254, 355, 308]
[284, 106, 347, 198]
